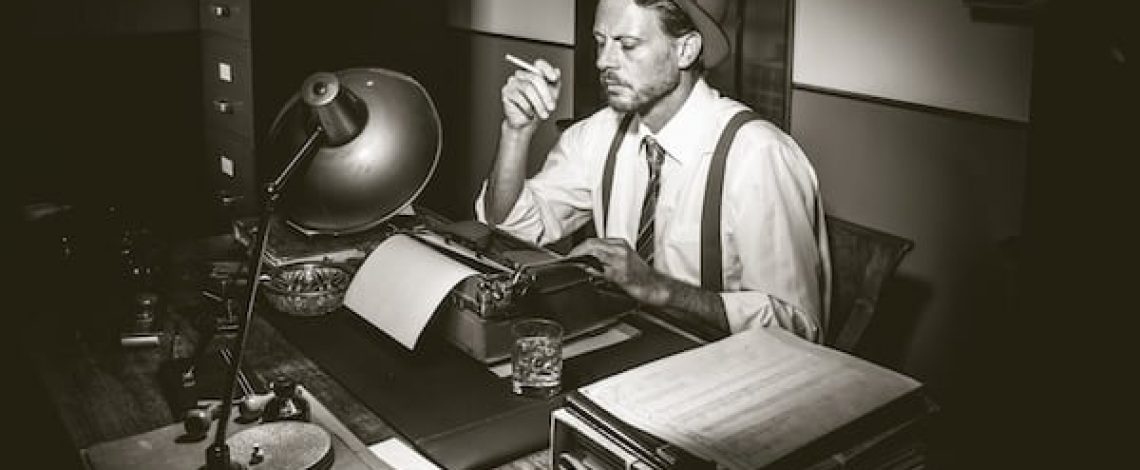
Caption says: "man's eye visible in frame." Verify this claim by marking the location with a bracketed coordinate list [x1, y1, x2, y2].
[620, 39, 639, 50]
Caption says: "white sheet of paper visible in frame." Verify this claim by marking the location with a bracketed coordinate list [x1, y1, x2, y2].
[368, 438, 441, 470]
[344, 234, 477, 349]
[580, 327, 920, 470]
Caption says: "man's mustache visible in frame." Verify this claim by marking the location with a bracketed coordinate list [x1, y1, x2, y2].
[600, 72, 627, 87]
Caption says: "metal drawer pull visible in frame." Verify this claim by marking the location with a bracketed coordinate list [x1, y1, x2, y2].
[211, 4, 230, 19]
[213, 99, 234, 114]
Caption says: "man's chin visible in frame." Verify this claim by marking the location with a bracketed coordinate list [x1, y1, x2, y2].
[606, 95, 638, 113]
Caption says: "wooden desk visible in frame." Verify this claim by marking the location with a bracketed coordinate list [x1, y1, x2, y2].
[14, 232, 551, 470]
[13, 222, 933, 470]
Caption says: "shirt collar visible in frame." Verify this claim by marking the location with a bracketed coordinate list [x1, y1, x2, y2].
[635, 78, 719, 166]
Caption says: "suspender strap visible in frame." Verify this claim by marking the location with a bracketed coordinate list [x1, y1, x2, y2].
[598, 110, 758, 291]
[600, 113, 635, 235]
[701, 110, 761, 292]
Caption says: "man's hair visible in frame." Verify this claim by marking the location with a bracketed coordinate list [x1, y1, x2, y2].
[634, 0, 704, 71]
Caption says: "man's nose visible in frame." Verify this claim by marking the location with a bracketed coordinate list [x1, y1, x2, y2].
[596, 42, 618, 70]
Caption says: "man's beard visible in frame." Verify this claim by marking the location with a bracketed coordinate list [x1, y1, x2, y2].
[602, 72, 679, 114]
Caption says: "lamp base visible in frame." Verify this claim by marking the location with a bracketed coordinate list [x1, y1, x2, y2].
[226, 422, 334, 470]
[82, 386, 373, 470]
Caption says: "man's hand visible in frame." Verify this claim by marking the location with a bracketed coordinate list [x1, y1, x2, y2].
[501, 59, 561, 132]
[485, 58, 561, 224]
[568, 238, 668, 306]
[569, 237, 730, 333]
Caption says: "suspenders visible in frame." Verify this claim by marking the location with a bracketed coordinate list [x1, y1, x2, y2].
[701, 110, 762, 291]
[599, 113, 635, 233]
[599, 110, 761, 292]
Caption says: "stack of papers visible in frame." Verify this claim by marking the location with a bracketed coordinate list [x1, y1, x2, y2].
[579, 327, 920, 470]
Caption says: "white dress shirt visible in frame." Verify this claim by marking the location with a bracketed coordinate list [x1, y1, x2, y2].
[476, 79, 831, 342]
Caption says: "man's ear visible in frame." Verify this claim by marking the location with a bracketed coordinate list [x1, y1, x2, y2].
[675, 31, 703, 69]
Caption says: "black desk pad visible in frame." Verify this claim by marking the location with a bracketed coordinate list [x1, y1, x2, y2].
[264, 308, 700, 469]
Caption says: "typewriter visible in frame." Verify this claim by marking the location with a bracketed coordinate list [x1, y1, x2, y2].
[405, 220, 636, 364]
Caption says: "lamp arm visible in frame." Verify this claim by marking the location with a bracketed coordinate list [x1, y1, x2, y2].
[266, 126, 326, 200]
[204, 125, 325, 470]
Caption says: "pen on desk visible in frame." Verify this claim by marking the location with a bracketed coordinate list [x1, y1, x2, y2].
[505, 54, 557, 83]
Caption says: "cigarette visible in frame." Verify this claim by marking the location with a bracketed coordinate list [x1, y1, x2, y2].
[505, 54, 556, 82]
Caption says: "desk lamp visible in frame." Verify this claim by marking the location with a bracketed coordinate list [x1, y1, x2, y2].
[205, 68, 441, 469]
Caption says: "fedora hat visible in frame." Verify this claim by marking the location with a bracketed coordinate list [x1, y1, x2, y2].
[672, 0, 730, 68]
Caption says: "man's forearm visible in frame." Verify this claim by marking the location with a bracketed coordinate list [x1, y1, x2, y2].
[484, 121, 535, 224]
[649, 274, 730, 333]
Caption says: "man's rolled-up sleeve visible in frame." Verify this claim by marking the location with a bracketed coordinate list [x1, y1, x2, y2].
[722, 294, 821, 343]
[719, 125, 829, 343]
[474, 127, 595, 246]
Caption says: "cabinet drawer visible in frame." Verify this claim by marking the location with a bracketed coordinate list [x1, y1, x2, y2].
[199, 0, 251, 41]
[204, 127, 258, 212]
[201, 33, 253, 102]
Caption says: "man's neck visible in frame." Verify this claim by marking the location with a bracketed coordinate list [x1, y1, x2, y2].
[638, 72, 698, 134]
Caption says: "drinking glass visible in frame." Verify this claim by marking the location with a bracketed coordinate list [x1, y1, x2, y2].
[511, 318, 563, 398]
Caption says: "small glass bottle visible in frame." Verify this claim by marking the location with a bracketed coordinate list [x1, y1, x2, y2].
[262, 377, 310, 423]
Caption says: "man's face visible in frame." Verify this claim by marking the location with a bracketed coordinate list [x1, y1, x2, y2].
[593, 0, 683, 113]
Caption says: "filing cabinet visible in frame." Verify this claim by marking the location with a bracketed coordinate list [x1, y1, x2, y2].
[198, 0, 445, 216]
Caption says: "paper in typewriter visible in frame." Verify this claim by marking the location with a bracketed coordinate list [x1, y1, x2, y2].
[579, 327, 920, 470]
[344, 234, 477, 349]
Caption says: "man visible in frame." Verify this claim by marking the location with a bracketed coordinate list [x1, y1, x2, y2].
[476, 0, 830, 342]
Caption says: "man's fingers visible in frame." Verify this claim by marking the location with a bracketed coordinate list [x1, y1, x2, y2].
[569, 238, 634, 269]
[516, 82, 551, 120]
[500, 60, 559, 127]
[515, 70, 556, 116]
[503, 73, 551, 121]
[502, 89, 537, 120]
[568, 240, 607, 269]
[561, 254, 604, 276]
[534, 59, 562, 84]
[502, 74, 552, 124]
[569, 237, 611, 257]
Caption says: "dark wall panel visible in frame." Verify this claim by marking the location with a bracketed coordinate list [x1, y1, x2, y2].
[420, 30, 575, 221]
[791, 88, 1028, 467]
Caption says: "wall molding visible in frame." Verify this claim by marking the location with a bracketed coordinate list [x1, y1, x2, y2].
[447, 26, 575, 50]
[793, 83, 1029, 128]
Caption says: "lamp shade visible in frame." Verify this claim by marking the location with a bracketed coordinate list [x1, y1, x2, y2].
[265, 68, 441, 235]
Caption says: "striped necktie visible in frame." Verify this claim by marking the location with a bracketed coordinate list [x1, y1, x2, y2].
[636, 136, 665, 262]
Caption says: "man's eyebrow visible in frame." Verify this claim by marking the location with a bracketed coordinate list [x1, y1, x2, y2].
[593, 32, 643, 42]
